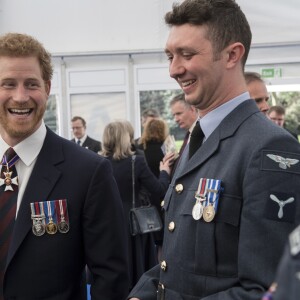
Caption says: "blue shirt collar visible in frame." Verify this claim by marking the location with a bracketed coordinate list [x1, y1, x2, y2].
[199, 92, 250, 140]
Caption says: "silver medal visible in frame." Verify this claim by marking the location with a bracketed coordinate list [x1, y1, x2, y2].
[58, 220, 70, 233]
[31, 214, 46, 236]
[192, 201, 203, 220]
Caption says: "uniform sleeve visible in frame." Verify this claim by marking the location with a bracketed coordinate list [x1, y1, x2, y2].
[127, 264, 160, 300]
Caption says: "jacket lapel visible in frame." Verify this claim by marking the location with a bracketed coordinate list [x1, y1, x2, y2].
[177, 100, 259, 178]
[7, 129, 64, 265]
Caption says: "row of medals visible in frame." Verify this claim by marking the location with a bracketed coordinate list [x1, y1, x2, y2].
[32, 215, 69, 236]
[192, 194, 215, 222]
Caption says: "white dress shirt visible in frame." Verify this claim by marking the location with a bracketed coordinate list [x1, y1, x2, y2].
[0, 122, 47, 216]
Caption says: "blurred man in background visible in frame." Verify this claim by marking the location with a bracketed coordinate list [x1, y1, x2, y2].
[245, 71, 270, 115]
[71, 116, 101, 153]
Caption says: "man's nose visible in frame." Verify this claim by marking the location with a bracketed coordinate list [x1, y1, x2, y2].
[262, 100, 270, 111]
[12, 86, 30, 102]
[169, 57, 185, 79]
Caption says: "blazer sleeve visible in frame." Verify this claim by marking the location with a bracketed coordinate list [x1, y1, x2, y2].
[83, 158, 129, 299]
[135, 155, 170, 198]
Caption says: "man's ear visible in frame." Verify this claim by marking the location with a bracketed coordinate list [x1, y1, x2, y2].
[226, 42, 245, 69]
[45, 80, 51, 96]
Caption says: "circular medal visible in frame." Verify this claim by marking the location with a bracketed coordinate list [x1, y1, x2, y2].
[192, 202, 203, 220]
[58, 220, 70, 234]
[203, 205, 215, 222]
[32, 223, 45, 236]
[46, 220, 58, 234]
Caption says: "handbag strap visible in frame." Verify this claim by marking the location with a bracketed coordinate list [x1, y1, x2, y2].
[131, 155, 136, 208]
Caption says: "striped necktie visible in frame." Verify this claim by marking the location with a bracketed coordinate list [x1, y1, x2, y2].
[0, 148, 20, 299]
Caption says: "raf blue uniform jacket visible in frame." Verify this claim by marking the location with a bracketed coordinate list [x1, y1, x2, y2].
[4, 128, 129, 300]
[129, 100, 300, 300]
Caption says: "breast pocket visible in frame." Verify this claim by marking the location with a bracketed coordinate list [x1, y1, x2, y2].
[177, 193, 242, 277]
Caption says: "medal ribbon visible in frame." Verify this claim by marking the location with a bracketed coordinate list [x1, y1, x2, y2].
[195, 178, 222, 211]
[30, 201, 46, 230]
[31, 201, 45, 219]
[43, 201, 57, 224]
[54, 199, 69, 224]
[195, 178, 208, 199]
[1, 151, 19, 169]
[205, 179, 221, 212]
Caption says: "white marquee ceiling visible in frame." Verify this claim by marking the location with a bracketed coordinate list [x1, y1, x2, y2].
[0, 0, 299, 55]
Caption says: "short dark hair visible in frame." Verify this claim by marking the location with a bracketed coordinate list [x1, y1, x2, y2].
[244, 72, 265, 85]
[165, 0, 252, 68]
[268, 105, 285, 116]
[71, 116, 86, 127]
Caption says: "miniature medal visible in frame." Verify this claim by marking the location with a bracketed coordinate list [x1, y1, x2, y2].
[32, 215, 46, 236]
[203, 204, 215, 222]
[58, 218, 69, 233]
[30, 202, 46, 236]
[56, 199, 70, 233]
[46, 219, 58, 234]
[45, 201, 58, 234]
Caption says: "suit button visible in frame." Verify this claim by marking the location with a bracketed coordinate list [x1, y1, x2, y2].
[175, 184, 183, 193]
[161, 260, 167, 271]
[161, 200, 165, 207]
[168, 222, 175, 232]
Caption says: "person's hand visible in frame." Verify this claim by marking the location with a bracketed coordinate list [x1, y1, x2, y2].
[129, 298, 140, 300]
[160, 152, 175, 175]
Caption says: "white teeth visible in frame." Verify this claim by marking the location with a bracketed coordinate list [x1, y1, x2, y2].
[10, 109, 31, 114]
[182, 80, 195, 87]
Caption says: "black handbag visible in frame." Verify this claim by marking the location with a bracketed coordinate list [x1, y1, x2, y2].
[129, 155, 163, 236]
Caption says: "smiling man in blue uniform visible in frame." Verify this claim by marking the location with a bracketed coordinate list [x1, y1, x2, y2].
[128, 0, 300, 300]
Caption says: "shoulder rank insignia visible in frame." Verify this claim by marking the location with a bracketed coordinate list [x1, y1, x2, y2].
[267, 154, 299, 170]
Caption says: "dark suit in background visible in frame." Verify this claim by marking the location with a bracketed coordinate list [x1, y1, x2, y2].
[71, 136, 102, 153]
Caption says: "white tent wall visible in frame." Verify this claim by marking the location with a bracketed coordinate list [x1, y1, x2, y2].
[0, 0, 300, 139]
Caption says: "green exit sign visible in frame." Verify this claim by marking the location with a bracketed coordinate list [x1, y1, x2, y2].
[261, 68, 282, 78]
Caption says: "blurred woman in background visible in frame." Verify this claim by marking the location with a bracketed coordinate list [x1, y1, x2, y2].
[100, 120, 173, 291]
[138, 118, 169, 177]
[138, 118, 169, 256]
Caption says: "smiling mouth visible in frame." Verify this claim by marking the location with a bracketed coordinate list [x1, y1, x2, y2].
[181, 80, 196, 87]
[8, 108, 33, 115]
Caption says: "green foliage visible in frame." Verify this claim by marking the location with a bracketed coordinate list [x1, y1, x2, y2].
[271, 91, 300, 134]
[139, 89, 185, 140]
